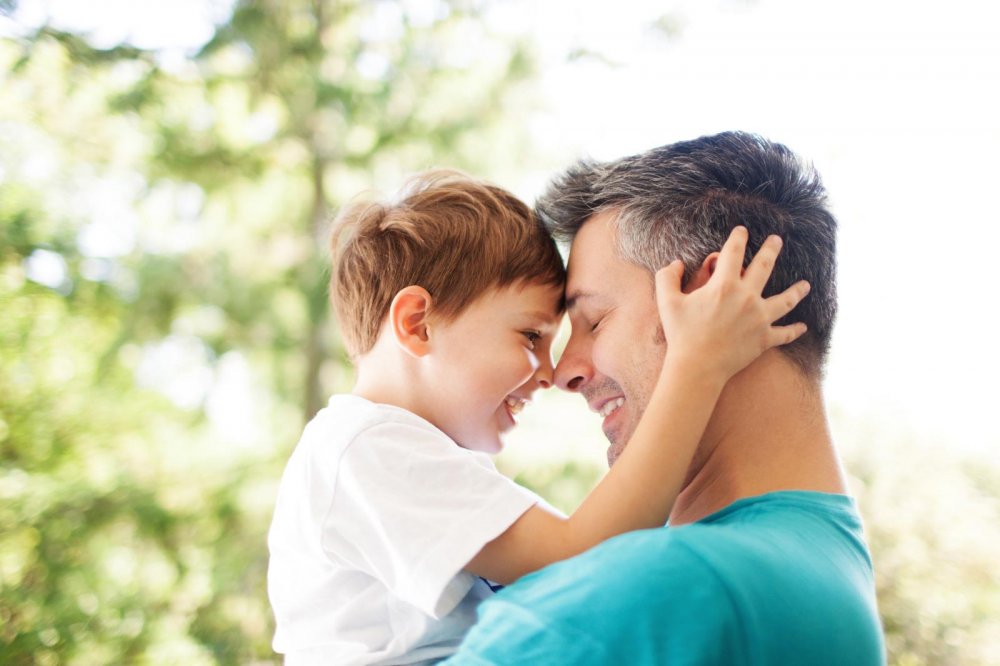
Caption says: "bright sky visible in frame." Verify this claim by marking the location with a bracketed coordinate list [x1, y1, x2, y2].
[505, 0, 1000, 457]
[9, 0, 999, 458]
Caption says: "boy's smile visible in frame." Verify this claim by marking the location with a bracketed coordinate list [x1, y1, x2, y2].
[420, 281, 563, 455]
[503, 395, 528, 421]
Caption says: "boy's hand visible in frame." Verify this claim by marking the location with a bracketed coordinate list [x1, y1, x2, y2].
[655, 226, 810, 382]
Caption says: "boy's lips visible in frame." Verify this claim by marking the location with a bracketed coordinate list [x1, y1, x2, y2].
[505, 395, 527, 416]
[501, 395, 529, 428]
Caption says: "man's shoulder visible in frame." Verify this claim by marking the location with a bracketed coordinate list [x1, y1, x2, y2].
[561, 491, 873, 606]
[448, 529, 744, 666]
[509, 492, 849, 599]
[449, 493, 885, 666]
[495, 523, 735, 620]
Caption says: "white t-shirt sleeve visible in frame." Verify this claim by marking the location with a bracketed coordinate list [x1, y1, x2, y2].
[321, 419, 539, 618]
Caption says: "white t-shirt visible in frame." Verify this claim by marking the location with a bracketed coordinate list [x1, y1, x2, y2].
[267, 394, 542, 665]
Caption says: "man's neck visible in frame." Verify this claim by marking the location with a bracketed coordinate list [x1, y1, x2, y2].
[668, 351, 848, 526]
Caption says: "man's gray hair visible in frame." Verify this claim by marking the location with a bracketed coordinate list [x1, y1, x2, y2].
[536, 131, 837, 377]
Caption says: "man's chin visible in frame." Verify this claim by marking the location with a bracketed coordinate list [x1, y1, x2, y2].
[602, 409, 634, 467]
[605, 440, 625, 468]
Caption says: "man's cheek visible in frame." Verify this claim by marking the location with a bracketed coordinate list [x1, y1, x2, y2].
[653, 323, 666, 346]
[590, 344, 614, 380]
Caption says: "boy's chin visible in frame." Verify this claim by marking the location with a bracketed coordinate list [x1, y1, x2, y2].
[459, 435, 503, 456]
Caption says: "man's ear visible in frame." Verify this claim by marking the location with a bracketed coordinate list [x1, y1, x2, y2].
[389, 286, 433, 357]
[684, 253, 720, 293]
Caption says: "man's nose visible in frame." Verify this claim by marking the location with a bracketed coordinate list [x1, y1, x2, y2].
[554, 334, 592, 392]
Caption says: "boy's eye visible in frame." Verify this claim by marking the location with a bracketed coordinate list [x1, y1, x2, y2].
[521, 330, 541, 348]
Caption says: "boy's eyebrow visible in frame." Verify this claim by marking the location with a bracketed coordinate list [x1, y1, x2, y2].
[522, 310, 562, 327]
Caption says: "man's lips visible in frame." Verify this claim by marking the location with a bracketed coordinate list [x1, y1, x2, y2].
[589, 396, 625, 419]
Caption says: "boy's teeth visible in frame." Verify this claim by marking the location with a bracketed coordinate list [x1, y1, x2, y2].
[599, 398, 625, 418]
[505, 397, 526, 415]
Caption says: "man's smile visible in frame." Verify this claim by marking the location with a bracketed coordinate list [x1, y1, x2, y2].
[594, 397, 625, 418]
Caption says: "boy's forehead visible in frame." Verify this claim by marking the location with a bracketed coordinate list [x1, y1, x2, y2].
[502, 281, 564, 321]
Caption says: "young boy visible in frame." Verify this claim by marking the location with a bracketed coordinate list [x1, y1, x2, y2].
[267, 171, 809, 665]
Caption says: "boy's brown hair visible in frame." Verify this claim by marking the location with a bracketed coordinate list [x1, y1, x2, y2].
[330, 170, 566, 358]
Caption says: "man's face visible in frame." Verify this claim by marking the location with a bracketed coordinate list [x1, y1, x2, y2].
[554, 211, 667, 466]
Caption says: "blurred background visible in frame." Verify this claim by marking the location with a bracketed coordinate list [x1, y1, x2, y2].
[1, 0, 998, 664]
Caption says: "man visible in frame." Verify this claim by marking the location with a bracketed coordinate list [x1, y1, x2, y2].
[445, 132, 886, 665]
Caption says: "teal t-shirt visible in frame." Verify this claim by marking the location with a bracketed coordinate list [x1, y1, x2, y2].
[445, 491, 885, 666]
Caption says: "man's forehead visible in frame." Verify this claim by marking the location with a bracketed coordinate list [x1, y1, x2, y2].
[564, 212, 620, 307]
[564, 261, 600, 311]
[564, 216, 660, 315]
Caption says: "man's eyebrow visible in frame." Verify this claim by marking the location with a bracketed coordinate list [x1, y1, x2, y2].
[564, 291, 597, 311]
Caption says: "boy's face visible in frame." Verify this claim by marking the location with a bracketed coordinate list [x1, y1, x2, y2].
[422, 281, 563, 455]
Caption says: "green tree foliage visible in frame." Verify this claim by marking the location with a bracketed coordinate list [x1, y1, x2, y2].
[1, 1, 536, 662]
[846, 428, 1000, 666]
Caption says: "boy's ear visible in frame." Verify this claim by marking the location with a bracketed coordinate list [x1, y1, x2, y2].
[389, 286, 433, 357]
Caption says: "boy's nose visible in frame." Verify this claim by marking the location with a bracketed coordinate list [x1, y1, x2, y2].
[534, 355, 554, 389]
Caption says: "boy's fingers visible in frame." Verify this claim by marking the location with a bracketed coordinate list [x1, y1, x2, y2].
[655, 260, 685, 304]
[767, 322, 808, 348]
[764, 280, 811, 321]
[743, 234, 783, 292]
[716, 226, 749, 278]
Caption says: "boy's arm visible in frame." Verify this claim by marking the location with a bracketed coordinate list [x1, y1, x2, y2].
[465, 227, 811, 585]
